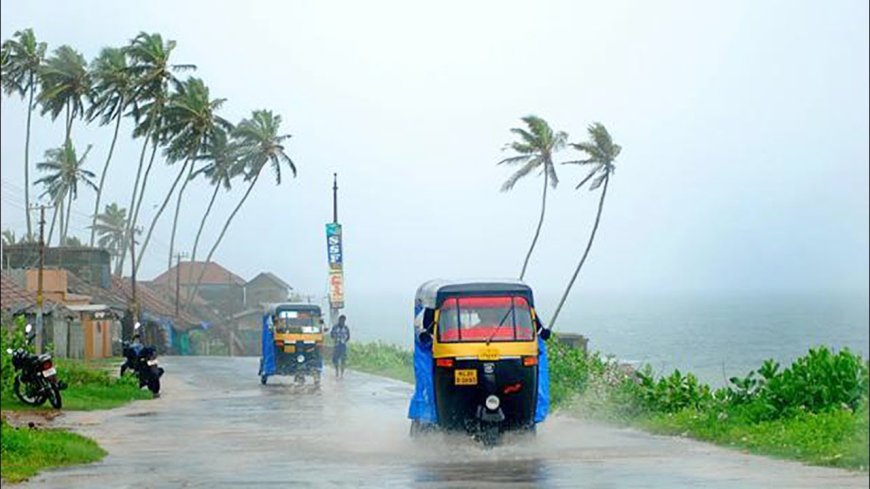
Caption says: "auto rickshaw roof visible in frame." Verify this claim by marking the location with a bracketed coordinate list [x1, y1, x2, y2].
[415, 279, 534, 309]
[263, 302, 323, 316]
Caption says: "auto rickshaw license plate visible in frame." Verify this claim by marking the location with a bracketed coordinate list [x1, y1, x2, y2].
[478, 348, 500, 361]
[454, 369, 477, 385]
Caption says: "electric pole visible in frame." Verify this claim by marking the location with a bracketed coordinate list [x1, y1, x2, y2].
[175, 251, 188, 317]
[333, 173, 338, 224]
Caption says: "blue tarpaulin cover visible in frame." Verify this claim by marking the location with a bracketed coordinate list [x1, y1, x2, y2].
[259, 314, 276, 376]
[408, 333, 437, 423]
[535, 336, 549, 423]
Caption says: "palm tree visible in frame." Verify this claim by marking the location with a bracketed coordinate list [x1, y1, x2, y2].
[498, 115, 566, 280]
[35, 142, 98, 245]
[90, 202, 133, 273]
[1, 29, 47, 238]
[185, 110, 296, 309]
[2, 229, 17, 246]
[548, 122, 621, 329]
[37, 45, 91, 146]
[87, 47, 134, 246]
[145, 76, 230, 271]
[118, 32, 194, 276]
[189, 128, 242, 265]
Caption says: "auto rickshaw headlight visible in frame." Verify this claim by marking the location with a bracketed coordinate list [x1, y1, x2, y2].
[485, 395, 500, 410]
[297, 354, 305, 363]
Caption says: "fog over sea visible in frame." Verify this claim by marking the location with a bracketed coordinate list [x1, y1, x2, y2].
[345, 289, 869, 387]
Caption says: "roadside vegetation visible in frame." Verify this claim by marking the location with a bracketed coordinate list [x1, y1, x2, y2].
[0, 418, 106, 483]
[348, 337, 869, 471]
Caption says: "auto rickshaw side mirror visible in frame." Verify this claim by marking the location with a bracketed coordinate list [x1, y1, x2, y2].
[539, 328, 551, 340]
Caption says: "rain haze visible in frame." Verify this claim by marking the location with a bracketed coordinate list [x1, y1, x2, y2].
[2, 1, 868, 366]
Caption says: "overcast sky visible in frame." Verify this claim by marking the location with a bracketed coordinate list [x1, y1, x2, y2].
[1, 1, 868, 315]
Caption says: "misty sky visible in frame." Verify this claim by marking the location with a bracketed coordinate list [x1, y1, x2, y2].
[1, 1, 868, 316]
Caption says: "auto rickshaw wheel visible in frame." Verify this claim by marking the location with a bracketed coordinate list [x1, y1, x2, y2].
[260, 375, 268, 385]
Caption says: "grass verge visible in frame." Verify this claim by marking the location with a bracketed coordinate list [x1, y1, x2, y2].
[0, 419, 106, 483]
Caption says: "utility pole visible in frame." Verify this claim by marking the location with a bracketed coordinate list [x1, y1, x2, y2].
[174, 251, 188, 317]
[333, 173, 338, 224]
[34, 205, 45, 353]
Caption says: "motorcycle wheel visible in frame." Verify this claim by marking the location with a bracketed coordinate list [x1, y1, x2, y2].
[13, 375, 46, 406]
[148, 377, 161, 395]
[120, 363, 128, 377]
[47, 382, 63, 409]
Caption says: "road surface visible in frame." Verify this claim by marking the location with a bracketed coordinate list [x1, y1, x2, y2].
[17, 356, 869, 488]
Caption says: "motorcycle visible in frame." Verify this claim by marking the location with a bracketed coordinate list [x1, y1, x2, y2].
[120, 323, 164, 397]
[6, 324, 65, 408]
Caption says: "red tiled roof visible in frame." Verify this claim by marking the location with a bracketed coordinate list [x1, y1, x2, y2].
[1, 272, 35, 310]
[111, 276, 200, 329]
[150, 261, 245, 287]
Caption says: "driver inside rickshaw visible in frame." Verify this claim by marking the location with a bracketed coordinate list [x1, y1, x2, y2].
[274, 311, 319, 334]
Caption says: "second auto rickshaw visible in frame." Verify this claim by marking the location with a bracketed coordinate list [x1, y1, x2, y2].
[258, 303, 325, 386]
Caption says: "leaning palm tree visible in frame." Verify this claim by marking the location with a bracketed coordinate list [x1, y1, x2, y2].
[185, 110, 296, 309]
[148, 77, 230, 271]
[87, 47, 134, 246]
[90, 202, 132, 273]
[1, 29, 47, 238]
[498, 115, 566, 279]
[34, 142, 98, 245]
[37, 45, 91, 146]
[123, 32, 195, 264]
[548, 122, 621, 329]
[188, 128, 242, 265]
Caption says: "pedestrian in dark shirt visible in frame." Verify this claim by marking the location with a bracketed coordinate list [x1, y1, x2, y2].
[330, 315, 351, 379]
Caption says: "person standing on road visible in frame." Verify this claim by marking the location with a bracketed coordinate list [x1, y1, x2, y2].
[330, 315, 351, 379]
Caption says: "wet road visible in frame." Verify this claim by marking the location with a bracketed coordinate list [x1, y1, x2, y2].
[19, 356, 869, 488]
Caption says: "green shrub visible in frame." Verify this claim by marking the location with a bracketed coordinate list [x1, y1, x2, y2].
[1, 318, 31, 398]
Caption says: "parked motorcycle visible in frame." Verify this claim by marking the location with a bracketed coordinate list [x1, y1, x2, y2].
[6, 324, 65, 408]
[120, 323, 164, 397]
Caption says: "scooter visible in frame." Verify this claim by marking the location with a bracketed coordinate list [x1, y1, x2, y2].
[120, 323, 164, 397]
[6, 323, 65, 408]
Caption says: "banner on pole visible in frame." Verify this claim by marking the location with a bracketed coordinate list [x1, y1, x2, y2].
[326, 223, 343, 269]
[328, 269, 344, 308]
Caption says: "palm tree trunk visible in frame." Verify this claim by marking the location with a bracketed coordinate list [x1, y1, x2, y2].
[90, 110, 123, 246]
[131, 141, 159, 234]
[57, 199, 65, 246]
[136, 159, 191, 271]
[118, 138, 156, 277]
[548, 175, 610, 330]
[167, 161, 195, 270]
[24, 77, 34, 238]
[63, 191, 73, 244]
[185, 175, 259, 310]
[191, 184, 221, 264]
[519, 168, 549, 280]
[46, 204, 59, 246]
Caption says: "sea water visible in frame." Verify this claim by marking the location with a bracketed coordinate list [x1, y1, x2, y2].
[345, 290, 869, 387]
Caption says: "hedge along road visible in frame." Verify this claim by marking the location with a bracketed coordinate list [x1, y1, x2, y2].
[17, 356, 869, 489]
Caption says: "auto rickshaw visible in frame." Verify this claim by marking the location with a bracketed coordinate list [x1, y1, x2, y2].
[408, 279, 550, 446]
[258, 303, 325, 386]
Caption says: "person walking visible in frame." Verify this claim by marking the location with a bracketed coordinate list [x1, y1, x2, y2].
[330, 315, 351, 379]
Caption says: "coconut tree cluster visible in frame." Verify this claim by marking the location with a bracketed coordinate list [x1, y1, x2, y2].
[1, 28, 298, 307]
[499, 117, 622, 330]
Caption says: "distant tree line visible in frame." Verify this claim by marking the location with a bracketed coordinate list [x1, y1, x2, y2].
[1, 29, 297, 309]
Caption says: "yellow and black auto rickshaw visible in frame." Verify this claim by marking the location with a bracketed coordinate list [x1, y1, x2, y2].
[258, 303, 325, 386]
[408, 279, 550, 446]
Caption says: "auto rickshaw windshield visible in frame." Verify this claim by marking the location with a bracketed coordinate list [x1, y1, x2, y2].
[275, 310, 321, 334]
[438, 296, 534, 342]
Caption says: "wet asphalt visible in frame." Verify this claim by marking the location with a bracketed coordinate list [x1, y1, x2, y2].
[16, 356, 870, 488]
